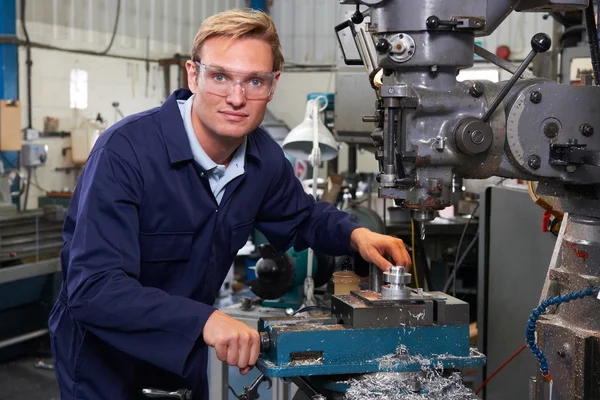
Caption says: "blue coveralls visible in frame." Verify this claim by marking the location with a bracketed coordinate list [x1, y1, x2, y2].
[48, 89, 363, 399]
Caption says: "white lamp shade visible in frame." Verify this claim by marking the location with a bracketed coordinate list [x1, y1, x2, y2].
[282, 100, 339, 161]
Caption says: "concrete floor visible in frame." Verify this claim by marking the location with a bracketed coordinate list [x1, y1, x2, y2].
[0, 357, 59, 400]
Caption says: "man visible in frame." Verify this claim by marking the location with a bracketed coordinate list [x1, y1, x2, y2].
[49, 8, 411, 400]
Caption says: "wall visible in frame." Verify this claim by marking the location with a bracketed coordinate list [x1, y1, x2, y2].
[16, 0, 245, 209]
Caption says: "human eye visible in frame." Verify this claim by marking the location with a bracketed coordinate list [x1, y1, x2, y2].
[212, 73, 227, 83]
[248, 77, 263, 87]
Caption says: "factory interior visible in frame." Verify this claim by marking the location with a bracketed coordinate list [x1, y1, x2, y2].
[1, 0, 600, 399]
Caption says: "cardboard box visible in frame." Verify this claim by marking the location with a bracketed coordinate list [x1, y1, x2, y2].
[0, 100, 22, 151]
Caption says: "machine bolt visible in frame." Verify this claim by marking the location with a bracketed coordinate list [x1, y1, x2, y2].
[362, 115, 379, 123]
[388, 87, 395, 94]
[435, 137, 446, 151]
[530, 91, 542, 104]
[566, 164, 577, 173]
[430, 65, 438, 73]
[543, 122, 560, 139]
[470, 130, 485, 145]
[528, 155, 541, 170]
[469, 81, 484, 98]
[580, 123, 594, 137]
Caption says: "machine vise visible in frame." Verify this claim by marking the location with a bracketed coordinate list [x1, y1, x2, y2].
[255, 267, 484, 397]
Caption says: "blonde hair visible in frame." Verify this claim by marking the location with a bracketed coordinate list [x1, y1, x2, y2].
[191, 8, 284, 72]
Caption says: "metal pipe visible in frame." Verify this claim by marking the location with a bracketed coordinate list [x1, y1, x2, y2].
[0, 328, 48, 350]
[384, 108, 397, 175]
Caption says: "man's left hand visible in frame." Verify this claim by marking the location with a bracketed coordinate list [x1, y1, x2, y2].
[350, 228, 411, 272]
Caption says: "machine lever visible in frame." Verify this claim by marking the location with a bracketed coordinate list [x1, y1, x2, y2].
[140, 388, 192, 400]
[226, 373, 272, 400]
[481, 33, 551, 123]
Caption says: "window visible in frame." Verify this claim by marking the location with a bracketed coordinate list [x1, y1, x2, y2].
[70, 69, 88, 109]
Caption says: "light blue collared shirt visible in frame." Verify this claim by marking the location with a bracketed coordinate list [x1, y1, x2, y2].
[177, 94, 246, 204]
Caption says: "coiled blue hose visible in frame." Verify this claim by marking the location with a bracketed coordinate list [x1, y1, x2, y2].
[526, 286, 600, 378]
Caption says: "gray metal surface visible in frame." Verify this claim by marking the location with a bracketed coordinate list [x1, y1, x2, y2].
[505, 81, 600, 183]
[533, 211, 600, 399]
[0, 258, 61, 285]
[515, 0, 589, 12]
[477, 186, 556, 400]
[331, 290, 468, 328]
[333, 70, 378, 141]
[334, 0, 599, 222]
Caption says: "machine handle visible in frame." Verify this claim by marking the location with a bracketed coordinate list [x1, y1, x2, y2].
[334, 19, 364, 66]
[226, 373, 272, 400]
[481, 33, 551, 123]
[141, 388, 192, 400]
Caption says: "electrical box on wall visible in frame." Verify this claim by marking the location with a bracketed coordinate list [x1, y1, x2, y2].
[0, 100, 22, 151]
[21, 143, 48, 167]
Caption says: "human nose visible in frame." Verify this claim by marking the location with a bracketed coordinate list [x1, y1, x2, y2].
[226, 82, 247, 107]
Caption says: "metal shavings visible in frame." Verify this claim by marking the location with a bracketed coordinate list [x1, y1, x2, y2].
[343, 371, 478, 400]
[409, 311, 426, 321]
[287, 356, 324, 366]
[353, 345, 478, 399]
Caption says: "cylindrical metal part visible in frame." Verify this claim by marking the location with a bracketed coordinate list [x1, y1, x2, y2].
[369, 263, 384, 292]
[381, 266, 412, 299]
[411, 210, 436, 222]
[384, 107, 397, 174]
[550, 214, 600, 331]
[381, 284, 411, 299]
[348, 144, 357, 174]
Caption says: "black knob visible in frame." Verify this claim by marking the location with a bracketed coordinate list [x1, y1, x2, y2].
[351, 5, 363, 24]
[469, 81, 484, 98]
[375, 38, 391, 54]
[531, 33, 551, 53]
[426, 16, 440, 29]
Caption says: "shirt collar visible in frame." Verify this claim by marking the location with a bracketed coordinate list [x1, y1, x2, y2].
[160, 89, 261, 165]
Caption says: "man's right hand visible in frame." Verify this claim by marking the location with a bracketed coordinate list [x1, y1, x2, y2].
[203, 310, 260, 375]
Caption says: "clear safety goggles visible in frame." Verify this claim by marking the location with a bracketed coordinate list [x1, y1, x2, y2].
[195, 61, 276, 100]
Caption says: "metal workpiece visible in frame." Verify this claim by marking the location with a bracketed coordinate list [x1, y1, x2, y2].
[381, 266, 412, 299]
[330, 290, 469, 329]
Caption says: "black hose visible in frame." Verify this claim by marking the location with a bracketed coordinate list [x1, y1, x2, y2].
[584, 1, 600, 86]
[20, 0, 32, 129]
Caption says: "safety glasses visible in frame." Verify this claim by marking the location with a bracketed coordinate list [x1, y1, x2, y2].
[195, 61, 276, 100]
